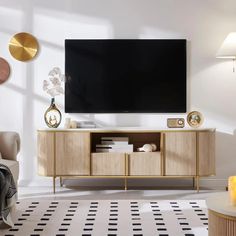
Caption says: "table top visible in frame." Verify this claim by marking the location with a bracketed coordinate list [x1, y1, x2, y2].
[206, 192, 236, 217]
[38, 127, 216, 132]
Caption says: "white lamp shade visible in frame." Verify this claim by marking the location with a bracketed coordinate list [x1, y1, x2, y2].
[216, 32, 236, 59]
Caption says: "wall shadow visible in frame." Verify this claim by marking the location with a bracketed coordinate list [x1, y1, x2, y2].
[215, 130, 236, 179]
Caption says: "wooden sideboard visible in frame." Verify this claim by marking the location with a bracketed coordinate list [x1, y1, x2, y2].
[37, 128, 215, 193]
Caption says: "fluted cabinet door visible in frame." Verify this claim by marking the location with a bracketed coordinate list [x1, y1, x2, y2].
[199, 131, 215, 176]
[37, 131, 54, 176]
[55, 132, 90, 175]
[165, 132, 196, 175]
[91, 153, 126, 176]
[129, 152, 161, 176]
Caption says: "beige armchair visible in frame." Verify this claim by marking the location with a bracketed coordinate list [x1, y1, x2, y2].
[0, 132, 20, 184]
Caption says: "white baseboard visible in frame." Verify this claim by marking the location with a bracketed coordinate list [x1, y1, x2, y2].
[200, 178, 227, 190]
[19, 178, 53, 187]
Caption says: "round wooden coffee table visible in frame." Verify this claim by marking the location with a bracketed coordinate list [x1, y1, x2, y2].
[206, 192, 236, 236]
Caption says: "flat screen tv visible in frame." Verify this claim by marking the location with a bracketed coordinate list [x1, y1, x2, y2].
[65, 39, 186, 113]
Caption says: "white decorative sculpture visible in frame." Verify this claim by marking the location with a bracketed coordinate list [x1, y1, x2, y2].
[137, 143, 157, 152]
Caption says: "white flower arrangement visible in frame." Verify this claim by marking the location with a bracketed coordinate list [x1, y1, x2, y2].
[43, 67, 65, 97]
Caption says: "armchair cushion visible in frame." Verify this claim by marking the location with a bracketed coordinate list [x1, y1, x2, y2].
[0, 132, 20, 161]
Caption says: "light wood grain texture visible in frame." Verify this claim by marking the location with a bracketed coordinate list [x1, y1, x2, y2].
[37, 129, 215, 192]
[55, 132, 90, 175]
[209, 210, 236, 236]
[129, 152, 161, 176]
[37, 131, 54, 176]
[165, 132, 196, 175]
[199, 131, 215, 176]
[91, 153, 125, 176]
[38, 128, 215, 132]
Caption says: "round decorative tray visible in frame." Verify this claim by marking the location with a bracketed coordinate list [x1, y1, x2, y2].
[187, 111, 203, 128]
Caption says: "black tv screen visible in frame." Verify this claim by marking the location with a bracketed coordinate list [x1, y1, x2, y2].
[65, 39, 186, 113]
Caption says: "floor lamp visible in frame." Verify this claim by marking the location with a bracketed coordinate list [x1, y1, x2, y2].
[216, 32, 236, 72]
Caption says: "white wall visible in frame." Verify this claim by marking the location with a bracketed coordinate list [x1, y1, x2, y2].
[0, 0, 236, 189]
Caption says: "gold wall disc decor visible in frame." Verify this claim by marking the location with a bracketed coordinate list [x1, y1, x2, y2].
[9, 32, 39, 62]
[187, 111, 204, 128]
[0, 57, 10, 84]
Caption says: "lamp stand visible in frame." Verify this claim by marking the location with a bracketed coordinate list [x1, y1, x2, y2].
[233, 59, 235, 73]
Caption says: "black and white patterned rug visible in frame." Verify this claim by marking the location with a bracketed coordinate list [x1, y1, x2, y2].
[1, 200, 208, 236]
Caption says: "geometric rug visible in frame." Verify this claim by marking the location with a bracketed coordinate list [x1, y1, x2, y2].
[1, 200, 208, 236]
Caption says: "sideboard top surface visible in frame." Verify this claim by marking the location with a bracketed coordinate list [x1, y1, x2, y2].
[38, 127, 215, 132]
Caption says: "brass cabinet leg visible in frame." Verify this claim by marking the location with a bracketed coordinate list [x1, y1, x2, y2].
[60, 177, 63, 187]
[196, 176, 200, 193]
[124, 178, 127, 190]
[53, 176, 56, 194]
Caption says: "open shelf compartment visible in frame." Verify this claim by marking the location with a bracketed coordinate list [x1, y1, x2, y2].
[91, 132, 161, 153]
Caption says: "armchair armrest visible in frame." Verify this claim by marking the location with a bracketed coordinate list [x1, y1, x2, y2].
[0, 132, 20, 161]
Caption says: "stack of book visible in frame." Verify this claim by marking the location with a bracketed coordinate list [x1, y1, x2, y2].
[77, 121, 96, 128]
[96, 137, 133, 153]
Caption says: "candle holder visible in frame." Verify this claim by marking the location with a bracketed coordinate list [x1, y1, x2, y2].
[228, 176, 236, 206]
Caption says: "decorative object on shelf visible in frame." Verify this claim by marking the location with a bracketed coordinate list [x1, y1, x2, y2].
[216, 32, 236, 72]
[167, 118, 185, 128]
[137, 143, 156, 152]
[150, 143, 157, 151]
[70, 120, 77, 129]
[64, 118, 71, 129]
[228, 176, 236, 206]
[44, 98, 61, 128]
[9, 32, 39, 62]
[187, 111, 204, 128]
[0, 57, 10, 84]
[77, 121, 96, 128]
[96, 137, 132, 153]
[43, 67, 65, 97]
[43, 67, 64, 128]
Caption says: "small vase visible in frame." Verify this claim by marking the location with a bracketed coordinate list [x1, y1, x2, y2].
[44, 98, 62, 128]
